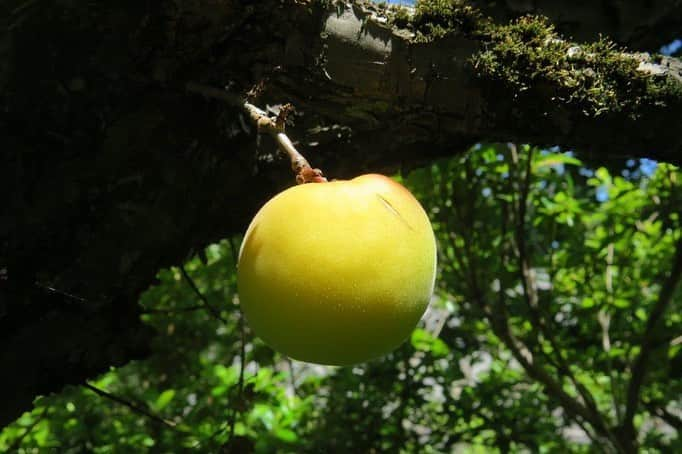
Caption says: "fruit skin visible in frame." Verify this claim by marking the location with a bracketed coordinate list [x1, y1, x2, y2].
[237, 174, 437, 366]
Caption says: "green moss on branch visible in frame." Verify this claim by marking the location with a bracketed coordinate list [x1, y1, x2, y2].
[384, 0, 484, 40]
[380, 1, 682, 118]
[411, 0, 483, 41]
[472, 16, 682, 117]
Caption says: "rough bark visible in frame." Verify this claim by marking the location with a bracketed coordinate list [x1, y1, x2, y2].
[1, 0, 681, 427]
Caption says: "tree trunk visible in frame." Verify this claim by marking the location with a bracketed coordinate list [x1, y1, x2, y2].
[1, 0, 681, 427]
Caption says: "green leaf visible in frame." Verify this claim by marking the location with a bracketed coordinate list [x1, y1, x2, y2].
[635, 308, 647, 321]
[411, 329, 450, 357]
[595, 167, 611, 182]
[533, 153, 583, 171]
[581, 297, 596, 308]
[275, 427, 298, 443]
[214, 364, 239, 386]
[154, 389, 176, 411]
[612, 298, 630, 309]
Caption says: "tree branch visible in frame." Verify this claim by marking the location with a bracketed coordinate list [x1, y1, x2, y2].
[180, 265, 228, 324]
[484, 294, 625, 451]
[83, 382, 184, 433]
[141, 305, 205, 315]
[466, 158, 624, 451]
[510, 146, 607, 434]
[223, 309, 247, 448]
[621, 235, 682, 440]
[642, 399, 682, 432]
[457, 188, 621, 448]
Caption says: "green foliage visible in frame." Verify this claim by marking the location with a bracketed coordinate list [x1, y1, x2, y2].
[2, 146, 681, 452]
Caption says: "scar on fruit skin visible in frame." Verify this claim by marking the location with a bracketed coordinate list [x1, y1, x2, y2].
[376, 194, 415, 231]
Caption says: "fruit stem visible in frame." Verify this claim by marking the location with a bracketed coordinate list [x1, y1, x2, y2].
[185, 82, 327, 184]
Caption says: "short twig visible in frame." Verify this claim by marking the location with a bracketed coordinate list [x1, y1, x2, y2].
[185, 81, 327, 184]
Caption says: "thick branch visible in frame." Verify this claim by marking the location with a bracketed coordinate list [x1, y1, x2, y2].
[312, 2, 682, 166]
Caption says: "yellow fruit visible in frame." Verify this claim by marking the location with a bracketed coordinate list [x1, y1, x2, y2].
[237, 174, 437, 365]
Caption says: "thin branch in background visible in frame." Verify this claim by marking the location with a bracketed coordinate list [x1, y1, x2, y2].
[232, 241, 245, 392]
[34, 282, 87, 303]
[286, 358, 299, 397]
[8, 406, 48, 452]
[505, 145, 543, 355]
[571, 414, 603, 449]
[463, 201, 596, 436]
[180, 265, 228, 324]
[432, 150, 626, 451]
[228, 237, 239, 266]
[474, 149, 602, 442]
[642, 399, 682, 432]
[484, 292, 626, 451]
[622, 234, 682, 438]
[83, 383, 184, 433]
[223, 308, 247, 450]
[197, 237, 247, 450]
[599, 308, 623, 424]
[509, 146, 608, 435]
[141, 305, 205, 315]
[602, 238, 624, 424]
[475, 185, 626, 450]
[238, 311, 246, 391]
[395, 348, 415, 446]
[196, 316, 249, 450]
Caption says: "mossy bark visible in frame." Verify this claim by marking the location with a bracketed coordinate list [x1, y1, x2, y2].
[467, 0, 682, 51]
[1, 0, 681, 432]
